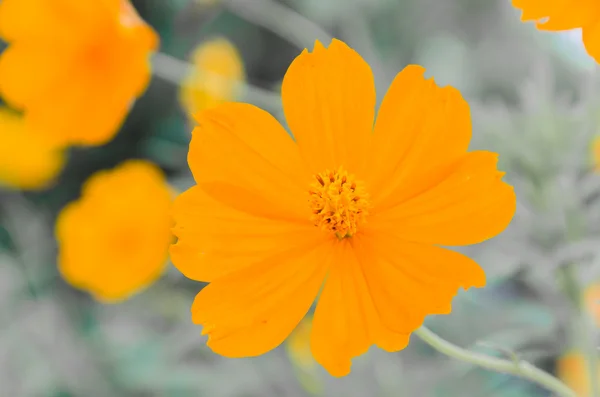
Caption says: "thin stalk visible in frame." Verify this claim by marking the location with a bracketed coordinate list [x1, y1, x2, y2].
[414, 326, 577, 397]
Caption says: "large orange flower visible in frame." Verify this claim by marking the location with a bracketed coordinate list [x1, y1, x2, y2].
[511, 0, 600, 63]
[56, 160, 173, 302]
[171, 39, 516, 376]
[0, 0, 158, 146]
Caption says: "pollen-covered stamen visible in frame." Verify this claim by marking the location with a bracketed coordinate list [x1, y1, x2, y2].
[308, 167, 370, 239]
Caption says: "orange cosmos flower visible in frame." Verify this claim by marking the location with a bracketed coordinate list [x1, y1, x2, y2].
[56, 160, 173, 303]
[0, 106, 65, 190]
[171, 39, 516, 377]
[179, 37, 245, 118]
[557, 350, 599, 397]
[511, 0, 600, 63]
[0, 0, 158, 147]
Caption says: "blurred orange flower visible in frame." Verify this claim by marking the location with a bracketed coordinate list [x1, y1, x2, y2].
[286, 315, 323, 394]
[286, 315, 317, 372]
[179, 37, 245, 118]
[0, 0, 158, 147]
[56, 160, 173, 303]
[511, 0, 600, 63]
[584, 282, 600, 326]
[171, 39, 516, 377]
[0, 106, 65, 190]
[557, 350, 599, 397]
[592, 136, 600, 171]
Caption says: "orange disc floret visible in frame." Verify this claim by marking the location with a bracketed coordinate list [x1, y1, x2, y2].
[170, 39, 516, 377]
[511, 0, 600, 64]
[0, 106, 65, 190]
[56, 160, 173, 302]
[0, 0, 159, 147]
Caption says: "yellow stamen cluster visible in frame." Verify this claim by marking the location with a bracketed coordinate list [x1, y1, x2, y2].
[308, 167, 370, 239]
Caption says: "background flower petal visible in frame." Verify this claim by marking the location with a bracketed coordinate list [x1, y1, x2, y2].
[171, 186, 323, 282]
[191, 241, 330, 358]
[368, 65, 471, 211]
[368, 151, 516, 246]
[0, 0, 119, 41]
[512, 0, 599, 31]
[179, 37, 245, 117]
[0, 107, 65, 190]
[583, 22, 600, 64]
[190, 103, 311, 221]
[24, 78, 134, 146]
[0, 44, 67, 109]
[281, 39, 375, 176]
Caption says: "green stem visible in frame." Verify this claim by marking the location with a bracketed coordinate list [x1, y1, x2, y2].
[222, 0, 332, 50]
[414, 326, 577, 397]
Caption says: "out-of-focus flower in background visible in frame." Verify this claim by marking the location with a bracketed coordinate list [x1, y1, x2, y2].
[286, 315, 323, 395]
[179, 37, 245, 118]
[0, 0, 158, 147]
[170, 39, 516, 377]
[557, 350, 600, 397]
[55, 160, 173, 303]
[0, 106, 65, 190]
[584, 281, 600, 326]
[511, 0, 600, 63]
[286, 315, 317, 372]
[592, 136, 600, 171]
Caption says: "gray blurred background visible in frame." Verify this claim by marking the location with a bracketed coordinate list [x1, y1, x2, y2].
[2, 0, 600, 396]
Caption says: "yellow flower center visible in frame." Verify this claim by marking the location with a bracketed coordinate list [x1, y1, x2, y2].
[308, 167, 370, 239]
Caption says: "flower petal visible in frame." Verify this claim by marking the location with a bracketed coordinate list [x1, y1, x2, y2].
[282, 39, 375, 176]
[352, 234, 486, 336]
[511, 0, 599, 31]
[310, 240, 410, 377]
[0, 0, 120, 42]
[368, 151, 516, 246]
[583, 22, 600, 64]
[171, 186, 323, 282]
[191, 240, 330, 358]
[0, 43, 68, 109]
[190, 103, 311, 222]
[25, 77, 133, 146]
[368, 65, 471, 210]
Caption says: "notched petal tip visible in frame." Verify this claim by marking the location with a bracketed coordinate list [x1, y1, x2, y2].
[306, 37, 357, 56]
[404, 64, 427, 73]
[312, 39, 326, 52]
[463, 267, 486, 290]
